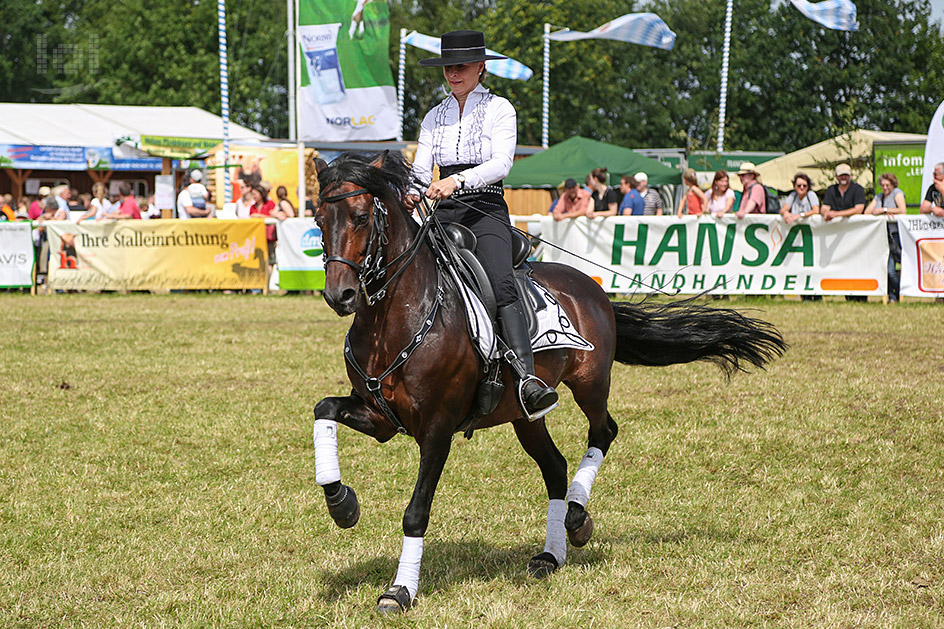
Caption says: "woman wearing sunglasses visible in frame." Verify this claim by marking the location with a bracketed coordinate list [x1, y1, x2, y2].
[779, 172, 820, 224]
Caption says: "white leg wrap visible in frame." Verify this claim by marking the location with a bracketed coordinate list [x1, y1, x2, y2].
[565, 447, 604, 507]
[393, 535, 424, 600]
[313, 419, 341, 486]
[543, 499, 567, 566]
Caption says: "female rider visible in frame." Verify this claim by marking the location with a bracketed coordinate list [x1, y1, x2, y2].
[410, 30, 557, 419]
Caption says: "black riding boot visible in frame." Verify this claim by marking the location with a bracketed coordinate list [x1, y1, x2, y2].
[498, 301, 559, 420]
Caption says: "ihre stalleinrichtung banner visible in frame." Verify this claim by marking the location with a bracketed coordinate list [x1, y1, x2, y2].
[45, 220, 267, 291]
[297, 0, 397, 141]
[542, 215, 888, 296]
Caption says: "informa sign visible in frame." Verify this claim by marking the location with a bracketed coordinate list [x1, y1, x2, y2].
[45, 220, 267, 291]
[276, 218, 325, 290]
[297, 0, 398, 141]
[0, 223, 34, 287]
[542, 215, 887, 296]
[899, 215, 944, 297]
[873, 142, 925, 208]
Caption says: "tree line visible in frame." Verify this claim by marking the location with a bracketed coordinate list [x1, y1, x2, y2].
[2, 0, 942, 153]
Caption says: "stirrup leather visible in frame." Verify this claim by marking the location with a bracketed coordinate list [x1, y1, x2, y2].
[517, 375, 559, 422]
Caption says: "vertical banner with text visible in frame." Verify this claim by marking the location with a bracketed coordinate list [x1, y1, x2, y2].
[0, 223, 35, 287]
[46, 220, 268, 290]
[542, 216, 887, 296]
[275, 218, 325, 290]
[298, 0, 397, 141]
[899, 215, 944, 297]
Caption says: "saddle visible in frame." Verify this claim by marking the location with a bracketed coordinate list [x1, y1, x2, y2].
[441, 223, 547, 338]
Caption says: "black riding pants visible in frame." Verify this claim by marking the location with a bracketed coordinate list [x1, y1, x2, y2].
[435, 193, 518, 308]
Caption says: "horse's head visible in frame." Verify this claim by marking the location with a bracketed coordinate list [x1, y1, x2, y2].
[315, 151, 410, 316]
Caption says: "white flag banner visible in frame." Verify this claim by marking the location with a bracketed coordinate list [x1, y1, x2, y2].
[920, 98, 944, 200]
[541, 215, 886, 296]
[899, 215, 944, 298]
[789, 0, 858, 32]
[0, 222, 34, 287]
[547, 13, 676, 51]
[403, 31, 533, 81]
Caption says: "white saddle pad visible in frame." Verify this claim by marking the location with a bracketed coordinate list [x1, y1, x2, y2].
[457, 277, 595, 360]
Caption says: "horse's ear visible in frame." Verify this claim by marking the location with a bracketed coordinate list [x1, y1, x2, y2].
[313, 157, 328, 174]
[369, 150, 388, 170]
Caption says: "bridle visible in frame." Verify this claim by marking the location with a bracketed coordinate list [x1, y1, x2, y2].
[319, 182, 444, 436]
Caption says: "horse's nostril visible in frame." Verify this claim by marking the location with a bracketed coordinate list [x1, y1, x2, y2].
[340, 288, 357, 306]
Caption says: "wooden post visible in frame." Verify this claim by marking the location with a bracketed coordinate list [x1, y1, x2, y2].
[4, 169, 32, 199]
[86, 169, 113, 184]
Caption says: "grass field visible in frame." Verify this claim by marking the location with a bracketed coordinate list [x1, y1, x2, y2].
[2, 293, 943, 627]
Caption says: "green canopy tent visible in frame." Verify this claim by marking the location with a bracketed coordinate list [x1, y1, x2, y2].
[505, 136, 681, 187]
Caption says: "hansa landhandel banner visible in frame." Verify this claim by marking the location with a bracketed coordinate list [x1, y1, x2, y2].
[298, 0, 398, 141]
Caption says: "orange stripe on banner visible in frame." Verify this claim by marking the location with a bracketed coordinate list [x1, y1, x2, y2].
[820, 278, 879, 291]
[591, 276, 603, 286]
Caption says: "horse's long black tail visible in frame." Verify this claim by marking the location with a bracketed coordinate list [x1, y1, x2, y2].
[611, 298, 787, 376]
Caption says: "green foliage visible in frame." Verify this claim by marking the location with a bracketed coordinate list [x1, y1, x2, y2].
[2, 0, 943, 150]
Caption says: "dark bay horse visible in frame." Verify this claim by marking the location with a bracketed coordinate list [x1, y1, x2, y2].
[312, 151, 786, 614]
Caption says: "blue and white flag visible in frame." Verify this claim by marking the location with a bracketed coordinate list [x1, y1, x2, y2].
[546, 13, 676, 51]
[403, 31, 533, 81]
[790, 0, 858, 31]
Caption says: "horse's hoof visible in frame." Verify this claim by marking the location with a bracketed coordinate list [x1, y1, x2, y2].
[527, 551, 559, 579]
[376, 585, 413, 614]
[325, 484, 360, 529]
[567, 513, 594, 548]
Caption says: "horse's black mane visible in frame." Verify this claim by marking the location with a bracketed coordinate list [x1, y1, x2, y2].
[318, 151, 412, 207]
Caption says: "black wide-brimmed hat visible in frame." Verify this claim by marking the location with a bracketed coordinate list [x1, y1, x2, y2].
[418, 30, 506, 66]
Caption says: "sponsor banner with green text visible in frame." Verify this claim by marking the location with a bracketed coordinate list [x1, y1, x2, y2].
[899, 215, 944, 297]
[542, 215, 887, 296]
[276, 218, 325, 290]
[0, 222, 34, 287]
[873, 142, 925, 209]
[297, 0, 397, 141]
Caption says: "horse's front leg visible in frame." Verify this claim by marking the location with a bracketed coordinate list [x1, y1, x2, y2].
[313, 394, 396, 529]
[376, 423, 453, 614]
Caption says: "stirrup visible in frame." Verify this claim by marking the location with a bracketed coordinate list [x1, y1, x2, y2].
[517, 376, 559, 422]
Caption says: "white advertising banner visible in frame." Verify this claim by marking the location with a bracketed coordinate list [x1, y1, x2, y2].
[297, 1, 398, 141]
[921, 98, 944, 200]
[541, 215, 887, 296]
[0, 222, 34, 287]
[899, 214, 944, 297]
[275, 218, 325, 291]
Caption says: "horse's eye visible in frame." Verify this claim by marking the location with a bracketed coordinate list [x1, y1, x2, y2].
[352, 213, 370, 227]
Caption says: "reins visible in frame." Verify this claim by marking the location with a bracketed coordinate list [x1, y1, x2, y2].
[320, 183, 444, 435]
[440, 193, 681, 297]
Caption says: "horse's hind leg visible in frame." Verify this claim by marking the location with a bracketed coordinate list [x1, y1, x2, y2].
[564, 375, 619, 547]
[512, 418, 568, 578]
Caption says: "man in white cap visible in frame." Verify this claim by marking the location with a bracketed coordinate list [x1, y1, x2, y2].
[822, 163, 867, 301]
[820, 163, 865, 222]
[177, 169, 212, 219]
[635, 172, 663, 216]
